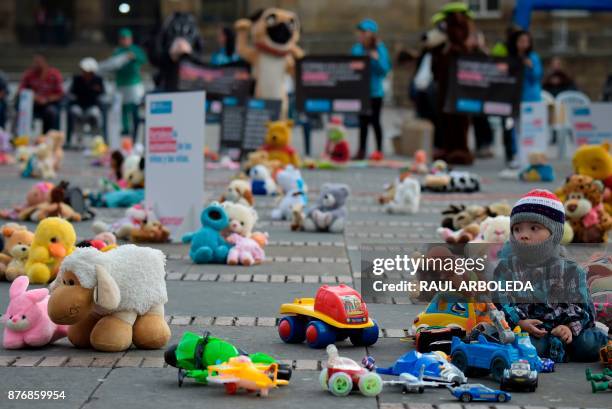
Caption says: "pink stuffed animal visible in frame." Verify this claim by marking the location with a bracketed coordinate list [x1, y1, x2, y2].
[226, 233, 265, 266]
[1, 276, 68, 349]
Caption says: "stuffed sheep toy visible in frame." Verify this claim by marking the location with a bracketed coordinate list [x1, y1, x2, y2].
[383, 177, 420, 214]
[48, 245, 171, 352]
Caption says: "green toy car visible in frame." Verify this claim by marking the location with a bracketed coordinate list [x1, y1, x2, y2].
[164, 331, 292, 386]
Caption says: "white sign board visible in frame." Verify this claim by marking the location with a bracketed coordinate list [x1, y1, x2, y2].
[17, 89, 34, 140]
[568, 103, 612, 145]
[518, 102, 549, 166]
[107, 93, 122, 151]
[145, 91, 205, 241]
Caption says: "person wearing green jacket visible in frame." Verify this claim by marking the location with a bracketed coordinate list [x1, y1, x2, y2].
[112, 28, 147, 140]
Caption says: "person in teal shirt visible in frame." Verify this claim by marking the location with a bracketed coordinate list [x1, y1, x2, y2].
[112, 28, 147, 140]
[350, 19, 391, 160]
[210, 27, 240, 66]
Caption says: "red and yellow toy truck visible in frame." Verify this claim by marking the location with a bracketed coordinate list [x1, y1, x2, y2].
[278, 284, 379, 349]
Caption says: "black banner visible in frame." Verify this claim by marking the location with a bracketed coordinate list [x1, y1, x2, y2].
[296, 55, 371, 115]
[444, 55, 523, 117]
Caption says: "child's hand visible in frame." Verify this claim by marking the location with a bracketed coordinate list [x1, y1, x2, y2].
[518, 319, 547, 338]
[551, 325, 573, 344]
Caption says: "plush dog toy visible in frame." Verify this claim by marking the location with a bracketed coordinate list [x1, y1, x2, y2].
[1, 224, 34, 281]
[271, 165, 307, 220]
[182, 203, 232, 264]
[383, 177, 421, 214]
[235, 8, 304, 118]
[249, 164, 277, 196]
[219, 179, 254, 207]
[48, 245, 170, 352]
[261, 120, 301, 167]
[562, 175, 612, 243]
[130, 220, 171, 243]
[2, 276, 68, 349]
[302, 183, 350, 233]
[25, 217, 77, 284]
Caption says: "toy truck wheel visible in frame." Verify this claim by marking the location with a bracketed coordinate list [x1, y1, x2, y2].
[278, 316, 306, 344]
[306, 321, 336, 349]
[498, 393, 507, 402]
[328, 372, 353, 396]
[225, 383, 238, 395]
[490, 357, 509, 382]
[451, 350, 468, 374]
[350, 321, 380, 346]
[460, 392, 472, 402]
[358, 373, 383, 397]
[319, 369, 329, 390]
[277, 364, 293, 381]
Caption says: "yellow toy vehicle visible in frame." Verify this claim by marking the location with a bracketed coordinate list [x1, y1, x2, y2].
[207, 356, 289, 397]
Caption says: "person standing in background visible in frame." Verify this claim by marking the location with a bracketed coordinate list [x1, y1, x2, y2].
[351, 18, 391, 161]
[19, 54, 64, 133]
[505, 30, 542, 169]
[543, 57, 577, 97]
[112, 28, 147, 140]
[211, 27, 240, 66]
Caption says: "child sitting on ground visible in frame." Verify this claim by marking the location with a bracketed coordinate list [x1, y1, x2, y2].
[496, 189, 608, 362]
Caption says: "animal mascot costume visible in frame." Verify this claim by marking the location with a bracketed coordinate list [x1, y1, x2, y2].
[148, 12, 205, 91]
[431, 3, 475, 165]
[235, 8, 304, 118]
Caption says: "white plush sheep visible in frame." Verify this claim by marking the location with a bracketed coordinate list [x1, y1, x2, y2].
[48, 244, 171, 351]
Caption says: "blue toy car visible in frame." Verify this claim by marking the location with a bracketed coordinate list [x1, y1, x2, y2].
[448, 383, 511, 403]
[376, 351, 467, 385]
[451, 332, 546, 382]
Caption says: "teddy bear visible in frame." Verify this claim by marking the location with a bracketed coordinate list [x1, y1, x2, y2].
[46, 130, 65, 171]
[324, 116, 350, 164]
[25, 217, 77, 284]
[182, 203, 232, 264]
[219, 179, 254, 207]
[383, 177, 421, 214]
[302, 184, 350, 233]
[271, 165, 308, 220]
[2, 276, 69, 349]
[519, 152, 555, 182]
[571, 142, 612, 216]
[260, 120, 301, 167]
[30, 142, 56, 179]
[222, 202, 265, 266]
[1, 223, 30, 280]
[130, 220, 171, 243]
[92, 204, 153, 240]
[562, 174, 612, 243]
[27, 181, 83, 222]
[3, 225, 35, 281]
[235, 8, 304, 118]
[249, 164, 277, 196]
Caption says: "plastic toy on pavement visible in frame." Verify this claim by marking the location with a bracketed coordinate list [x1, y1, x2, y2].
[380, 363, 442, 394]
[448, 383, 511, 403]
[207, 356, 289, 397]
[319, 345, 383, 397]
[585, 368, 612, 393]
[451, 331, 550, 382]
[375, 350, 467, 385]
[500, 360, 538, 392]
[278, 284, 379, 349]
[164, 331, 292, 386]
[415, 326, 465, 354]
[600, 340, 612, 367]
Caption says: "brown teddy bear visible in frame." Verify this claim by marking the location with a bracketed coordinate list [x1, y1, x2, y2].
[235, 8, 304, 118]
[27, 182, 82, 222]
[0, 224, 34, 281]
[130, 220, 171, 243]
[562, 175, 612, 243]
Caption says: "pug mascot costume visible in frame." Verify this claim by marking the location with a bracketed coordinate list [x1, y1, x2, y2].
[235, 8, 304, 118]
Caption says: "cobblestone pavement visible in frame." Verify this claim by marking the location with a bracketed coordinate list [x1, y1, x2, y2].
[0, 140, 609, 409]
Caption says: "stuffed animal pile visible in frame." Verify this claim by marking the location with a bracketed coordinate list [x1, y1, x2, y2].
[437, 202, 511, 244]
[561, 175, 612, 243]
[570, 142, 612, 216]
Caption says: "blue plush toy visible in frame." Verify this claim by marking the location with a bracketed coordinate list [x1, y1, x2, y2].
[182, 203, 232, 264]
[519, 153, 555, 182]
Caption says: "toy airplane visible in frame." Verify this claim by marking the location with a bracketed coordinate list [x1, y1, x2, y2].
[207, 356, 289, 397]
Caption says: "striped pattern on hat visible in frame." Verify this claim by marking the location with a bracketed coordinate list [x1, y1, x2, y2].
[511, 189, 564, 224]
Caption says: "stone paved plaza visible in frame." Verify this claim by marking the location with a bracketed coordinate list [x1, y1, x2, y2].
[0, 120, 610, 409]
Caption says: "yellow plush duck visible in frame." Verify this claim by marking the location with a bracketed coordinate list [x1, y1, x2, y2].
[25, 217, 76, 284]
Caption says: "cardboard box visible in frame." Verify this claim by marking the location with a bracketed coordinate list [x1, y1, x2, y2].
[392, 118, 433, 158]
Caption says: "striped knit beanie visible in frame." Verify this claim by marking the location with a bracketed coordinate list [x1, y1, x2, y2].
[510, 189, 565, 245]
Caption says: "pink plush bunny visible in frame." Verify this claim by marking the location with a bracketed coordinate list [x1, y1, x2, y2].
[1, 276, 68, 349]
[226, 233, 265, 266]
